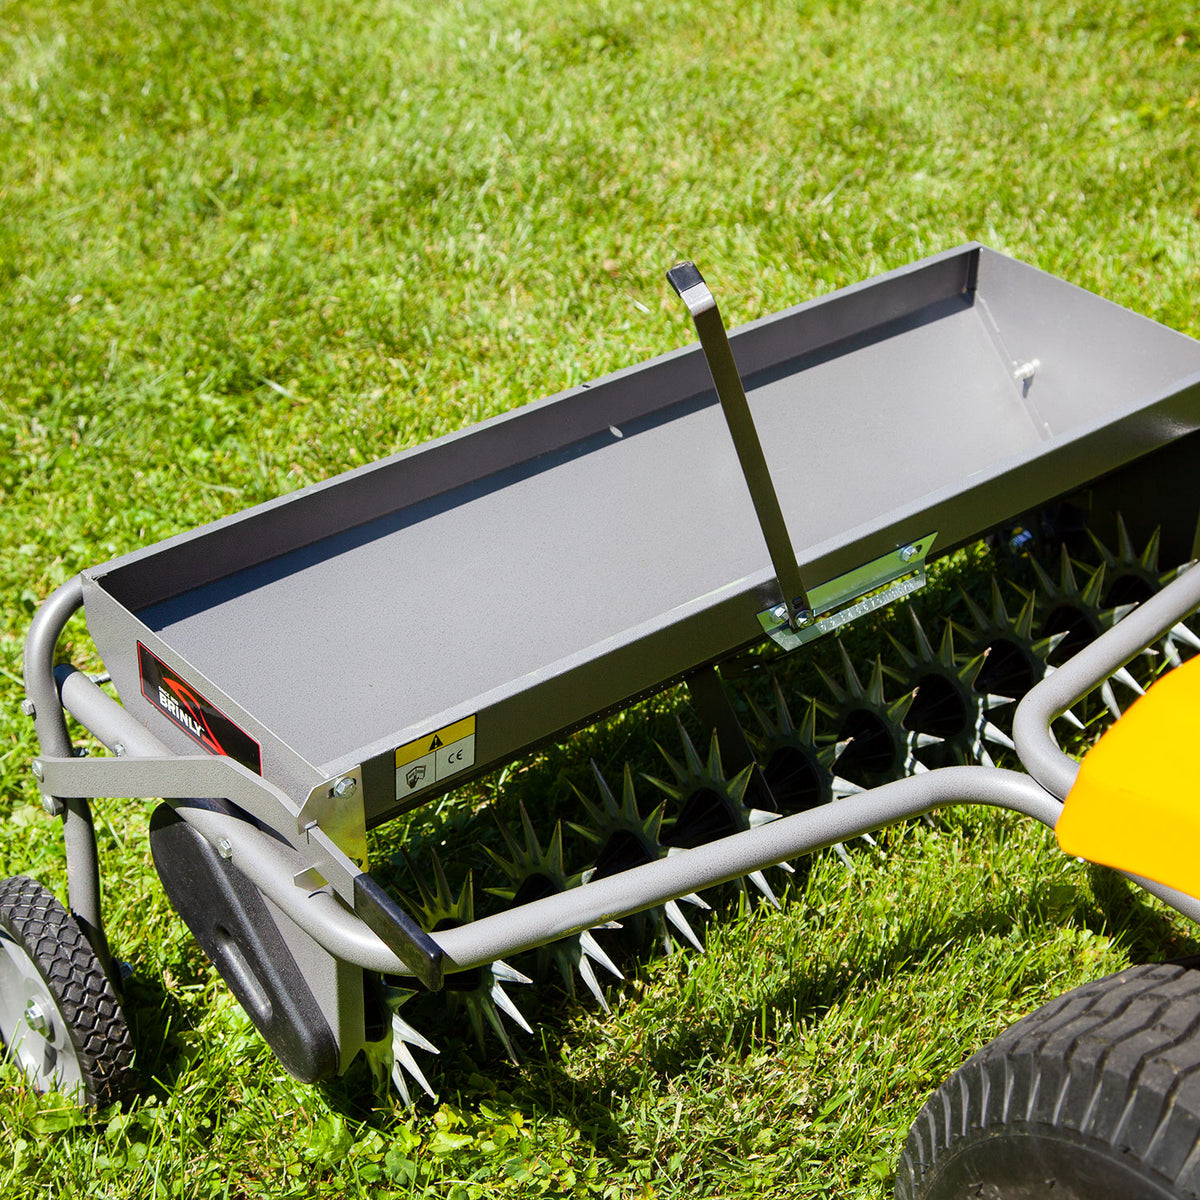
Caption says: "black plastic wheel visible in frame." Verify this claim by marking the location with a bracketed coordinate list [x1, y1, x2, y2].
[0, 875, 134, 1104]
[896, 963, 1200, 1199]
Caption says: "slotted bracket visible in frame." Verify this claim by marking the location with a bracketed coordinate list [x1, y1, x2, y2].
[668, 262, 813, 631]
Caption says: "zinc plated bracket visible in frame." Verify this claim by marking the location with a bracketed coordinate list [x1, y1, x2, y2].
[755, 533, 938, 651]
[668, 262, 814, 632]
[296, 766, 368, 871]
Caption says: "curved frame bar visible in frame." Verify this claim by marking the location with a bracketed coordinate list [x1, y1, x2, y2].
[1014, 561, 1200, 800]
[21, 577, 113, 978]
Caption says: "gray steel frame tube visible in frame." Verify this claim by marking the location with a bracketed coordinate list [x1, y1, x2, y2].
[1014, 561, 1200, 800]
[59, 655, 1200, 981]
[22, 577, 113, 976]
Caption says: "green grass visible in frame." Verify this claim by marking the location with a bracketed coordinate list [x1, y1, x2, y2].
[1, 0, 1199, 1195]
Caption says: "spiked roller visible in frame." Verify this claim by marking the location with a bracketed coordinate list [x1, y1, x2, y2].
[13, 245, 1200, 1120]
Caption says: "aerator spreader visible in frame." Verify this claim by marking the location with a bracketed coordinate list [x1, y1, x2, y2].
[6, 244, 1200, 1196]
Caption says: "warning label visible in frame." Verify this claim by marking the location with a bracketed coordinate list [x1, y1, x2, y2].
[395, 716, 476, 800]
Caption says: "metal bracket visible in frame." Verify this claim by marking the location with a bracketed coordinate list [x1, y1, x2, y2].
[757, 533, 937, 650]
[298, 767, 367, 869]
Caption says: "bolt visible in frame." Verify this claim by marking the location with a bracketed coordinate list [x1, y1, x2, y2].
[793, 608, 815, 628]
[899, 543, 921, 563]
[332, 776, 358, 800]
[42, 795, 63, 817]
[1014, 358, 1040, 383]
[24, 999, 50, 1036]
[216, 838, 233, 860]
[112, 742, 126, 757]
[20, 698, 36, 718]
[31, 761, 44, 781]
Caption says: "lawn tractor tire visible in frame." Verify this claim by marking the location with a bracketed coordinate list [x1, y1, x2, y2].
[0, 875, 134, 1105]
[896, 962, 1200, 1200]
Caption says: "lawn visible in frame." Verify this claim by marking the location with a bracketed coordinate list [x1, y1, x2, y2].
[1, 0, 1198, 1196]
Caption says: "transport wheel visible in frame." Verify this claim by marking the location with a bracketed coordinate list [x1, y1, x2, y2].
[0, 876, 134, 1104]
[896, 962, 1200, 1200]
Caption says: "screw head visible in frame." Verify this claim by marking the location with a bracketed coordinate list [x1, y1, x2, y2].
[41, 795, 62, 817]
[899, 543, 921, 563]
[332, 776, 358, 800]
[31, 761, 44, 781]
[112, 742, 126, 757]
[793, 608, 815, 628]
[24, 999, 50, 1036]
[20, 698, 36, 718]
[216, 838, 234, 860]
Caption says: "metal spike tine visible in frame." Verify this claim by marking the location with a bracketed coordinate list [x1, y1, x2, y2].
[1086, 525, 1115, 568]
[1171, 622, 1200, 651]
[1081, 561, 1106, 608]
[401, 849, 440, 912]
[989, 577, 1011, 628]
[664, 899, 705, 952]
[579, 929, 623, 980]
[672, 717, 705, 777]
[913, 732, 944, 749]
[1060, 708, 1086, 731]
[1162, 637, 1183, 668]
[937, 619, 959, 669]
[838, 640, 866, 699]
[815, 660, 846, 705]
[1113, 666, 1145, 695]
[390, 1063, 414, 1107]
[492, 959, 533, 985]
[430, 850, 455, 908]
[490, 982, 534, 1034]
[778, 859, 796, 874]
[983, 721, 1016, 750]
[1109, 602, 1137, 626]
[1028, 554, 1056, 597]
[1116, 513, 1136, 563]
[705, 731, 726, 780]
[481, 1001, 521, 1063]
[1059, 544, 1078, 595]
[832, 736, 855, 764]
[748, 871, 781, 909]
[886, 630, 917, 671]
[547, 821, 566, 877]
[1143, 526, 1161, 572]
[909, 608, 936, 662]
[867, 656, 887, 707]
[833, 842, 854, 869]
[576, 955, 611, 1013]
[957, 583, 990, 632]
[747, 807, 781, 828]
[744, 688, 775, 738]
[1014, 592, 1037, 640]
[589, 759, 619, 813]
[393, 1041, 438, 1102]
[859, 831, 878, 846]
[772, 677, 796, 736]
[1100, 680, 1122, 722]
[887, 688, 915, 726]
[985, 693, 1016, 709]
[620, 763, 644, 823]
[727, 764, 753, 806]
[832, 776, 864, 796]
[798, 697, 820, 746]
[393, 1013, 440, 1056]
[910, 758, 930, 774]
[516, 801, 544, 861]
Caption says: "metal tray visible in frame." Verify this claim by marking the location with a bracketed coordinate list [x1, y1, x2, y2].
[78, 244, 1200, 824]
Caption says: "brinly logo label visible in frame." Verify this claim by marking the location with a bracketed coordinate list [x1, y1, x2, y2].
[137, 643, 262, 774]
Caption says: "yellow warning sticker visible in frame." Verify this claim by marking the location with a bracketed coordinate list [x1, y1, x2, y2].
[394, 716, 477, 800]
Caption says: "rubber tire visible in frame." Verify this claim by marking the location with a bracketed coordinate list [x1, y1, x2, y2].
[896, 963, 1200, 1200]
[0, 876, 134, 1105]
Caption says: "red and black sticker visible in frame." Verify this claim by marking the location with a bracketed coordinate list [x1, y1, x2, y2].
[137, 642, 262, 774]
